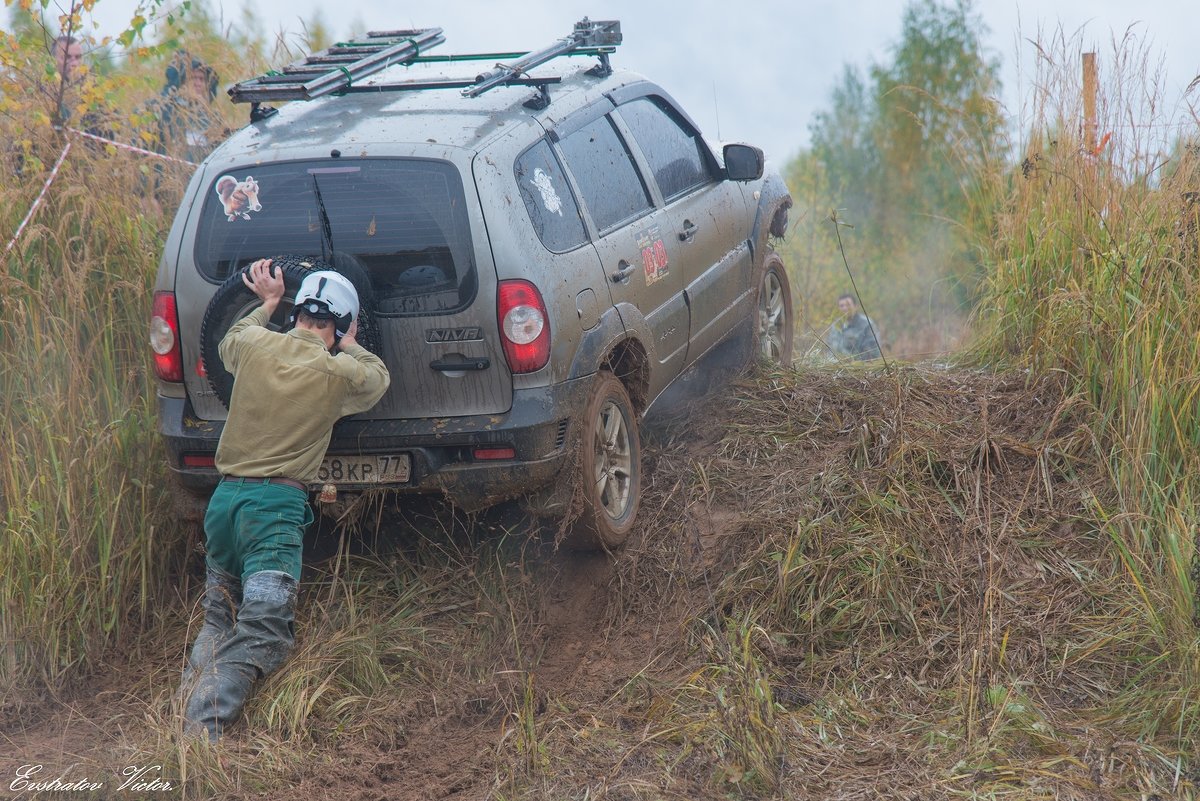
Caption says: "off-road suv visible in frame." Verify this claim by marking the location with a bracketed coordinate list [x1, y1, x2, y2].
[149, 19, 794, 548]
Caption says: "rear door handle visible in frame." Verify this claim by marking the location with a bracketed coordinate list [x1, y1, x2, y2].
[611, 260, 635, 284]
[430, 357, 490, 372]
[678, 220, 698, 242]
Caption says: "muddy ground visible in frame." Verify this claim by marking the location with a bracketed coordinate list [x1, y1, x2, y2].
[1, 366, 1189, 800]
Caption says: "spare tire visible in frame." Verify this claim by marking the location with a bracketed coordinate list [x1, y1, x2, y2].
[324, 251, 383, 358]
[268, 252, 384, 358]
[199, 254, 382, 408]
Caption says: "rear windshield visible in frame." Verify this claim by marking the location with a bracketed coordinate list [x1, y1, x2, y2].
[193, 158, 476, 315]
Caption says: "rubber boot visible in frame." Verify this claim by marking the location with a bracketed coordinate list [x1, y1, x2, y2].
[184, 570, 297, 741]
[181, 565, 241, 691]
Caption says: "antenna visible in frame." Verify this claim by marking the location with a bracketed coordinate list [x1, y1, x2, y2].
[712, 80, 722, 141]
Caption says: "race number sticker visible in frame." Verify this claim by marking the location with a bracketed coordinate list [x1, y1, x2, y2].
[529, 168, 564, 216]
[214, 174, 263, 221]
[637, 225, 669, 285]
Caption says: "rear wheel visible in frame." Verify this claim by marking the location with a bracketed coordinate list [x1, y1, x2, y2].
[563, 371, 641, 551]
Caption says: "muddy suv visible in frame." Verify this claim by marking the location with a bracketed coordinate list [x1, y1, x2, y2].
[150, 19, 793, 548]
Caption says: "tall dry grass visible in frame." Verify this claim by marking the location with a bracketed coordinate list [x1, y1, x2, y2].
[0, 127, 192, 711]
[972, 27, 1200, 733]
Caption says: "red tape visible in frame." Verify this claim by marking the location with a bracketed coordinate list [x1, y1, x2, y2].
[64, 126, 197, 167]
[2, 142, 72, 265]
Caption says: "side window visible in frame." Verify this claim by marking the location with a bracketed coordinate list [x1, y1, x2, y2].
[557, 114, 652, 234]
[514, 140, 588, 252]
[617, 96, 714, 201]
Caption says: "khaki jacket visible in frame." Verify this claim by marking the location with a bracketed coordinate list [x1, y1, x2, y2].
[214, 307, 390, 482]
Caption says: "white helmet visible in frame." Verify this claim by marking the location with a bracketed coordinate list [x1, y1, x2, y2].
[290, 270, 359, 337]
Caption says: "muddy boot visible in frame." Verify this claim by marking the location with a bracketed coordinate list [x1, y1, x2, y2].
[184, 571, 297, 741]
[181, 565, 241, 691]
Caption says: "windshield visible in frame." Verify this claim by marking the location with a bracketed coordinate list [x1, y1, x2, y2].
[193, 158, 477, 315]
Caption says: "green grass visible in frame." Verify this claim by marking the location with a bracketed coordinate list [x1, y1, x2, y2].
[970, 50, 1200, 714]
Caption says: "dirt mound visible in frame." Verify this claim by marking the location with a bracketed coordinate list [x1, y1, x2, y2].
[1, 366, 1187, 799]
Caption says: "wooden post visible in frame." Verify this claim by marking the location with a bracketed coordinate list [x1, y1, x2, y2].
[1082, 52, 1097, 154]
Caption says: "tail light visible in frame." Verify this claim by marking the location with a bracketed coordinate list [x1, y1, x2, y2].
[150, 291, 183, 382]
[497, 280, 550, 374]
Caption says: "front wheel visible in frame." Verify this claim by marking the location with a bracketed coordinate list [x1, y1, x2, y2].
[562, 371, 641, 551]
[755, 252, 794, 366]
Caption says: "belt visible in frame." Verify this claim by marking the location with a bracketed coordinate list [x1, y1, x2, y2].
[221, 475, 308, 493]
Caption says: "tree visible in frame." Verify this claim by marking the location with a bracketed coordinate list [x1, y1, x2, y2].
[808, 65, 876, 223]
[870, 0, 1004, 237]
[783, 0, 1006, 357]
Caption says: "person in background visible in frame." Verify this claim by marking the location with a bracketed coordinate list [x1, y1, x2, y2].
[10, 33, 96, 175]
[51, 34, 83, 79]
[826, 292, 883, 361]
[138, 51, 223, 163]
[48, 32, 125, 141]
[49, 34, 84, 126]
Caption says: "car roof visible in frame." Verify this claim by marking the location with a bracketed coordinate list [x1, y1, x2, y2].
[214, 63, 651, 161]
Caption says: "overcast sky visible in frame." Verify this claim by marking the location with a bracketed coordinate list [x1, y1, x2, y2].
[30, 0, 1200, 164]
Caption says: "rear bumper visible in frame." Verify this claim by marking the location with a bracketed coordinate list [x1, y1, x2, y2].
[159, 376, 590, 510]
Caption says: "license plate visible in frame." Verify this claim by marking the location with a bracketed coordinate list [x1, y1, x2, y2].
[317, 454, 410, 484]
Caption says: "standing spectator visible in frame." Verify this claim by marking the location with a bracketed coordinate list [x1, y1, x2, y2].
[11, 33, 93, 175]
[51, 34, 83, 78]
[48, 33, 116, 137]
[138, 51, 222, 163]
[825, 292, 882, 361]
[50, 34, 83, 126]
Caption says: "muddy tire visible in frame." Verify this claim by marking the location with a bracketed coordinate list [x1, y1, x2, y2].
[199, 254, 381, 408]
[754, 251, 794, 366]
[562, 370, 641, 551]
[200, 256, 315, 408]
[274, 252, 384, 358]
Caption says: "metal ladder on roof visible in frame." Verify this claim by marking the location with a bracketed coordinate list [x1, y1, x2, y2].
[228, 18, 621, 119]
[228, 27, 446, 117]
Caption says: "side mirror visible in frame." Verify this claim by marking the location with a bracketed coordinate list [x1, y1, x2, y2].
[723, 143, 764, 181]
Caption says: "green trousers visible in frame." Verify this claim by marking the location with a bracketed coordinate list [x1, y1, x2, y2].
[183, 479, 312, 739]
[203, 478, 311, 582]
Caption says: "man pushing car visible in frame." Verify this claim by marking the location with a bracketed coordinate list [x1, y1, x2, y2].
[181, 257, 389, 740]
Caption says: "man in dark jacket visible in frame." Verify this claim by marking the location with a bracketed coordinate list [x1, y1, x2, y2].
[826, 293, 882, 361]
[139, 51, 222, 162]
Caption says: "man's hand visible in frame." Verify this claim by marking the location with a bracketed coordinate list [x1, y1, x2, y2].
[337, 318, 359, 351]
[242, 258, 285, 316]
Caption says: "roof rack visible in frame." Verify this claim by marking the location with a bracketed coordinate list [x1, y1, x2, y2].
[229, 18, 621, 120]
[462, 18, 621, 98]
[229, 28, 446, 106]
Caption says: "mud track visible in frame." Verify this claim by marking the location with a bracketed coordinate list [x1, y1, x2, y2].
[4, 366, 1171, 800]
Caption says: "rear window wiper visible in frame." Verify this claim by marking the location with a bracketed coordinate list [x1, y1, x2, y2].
[310, 173, 335, 263]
